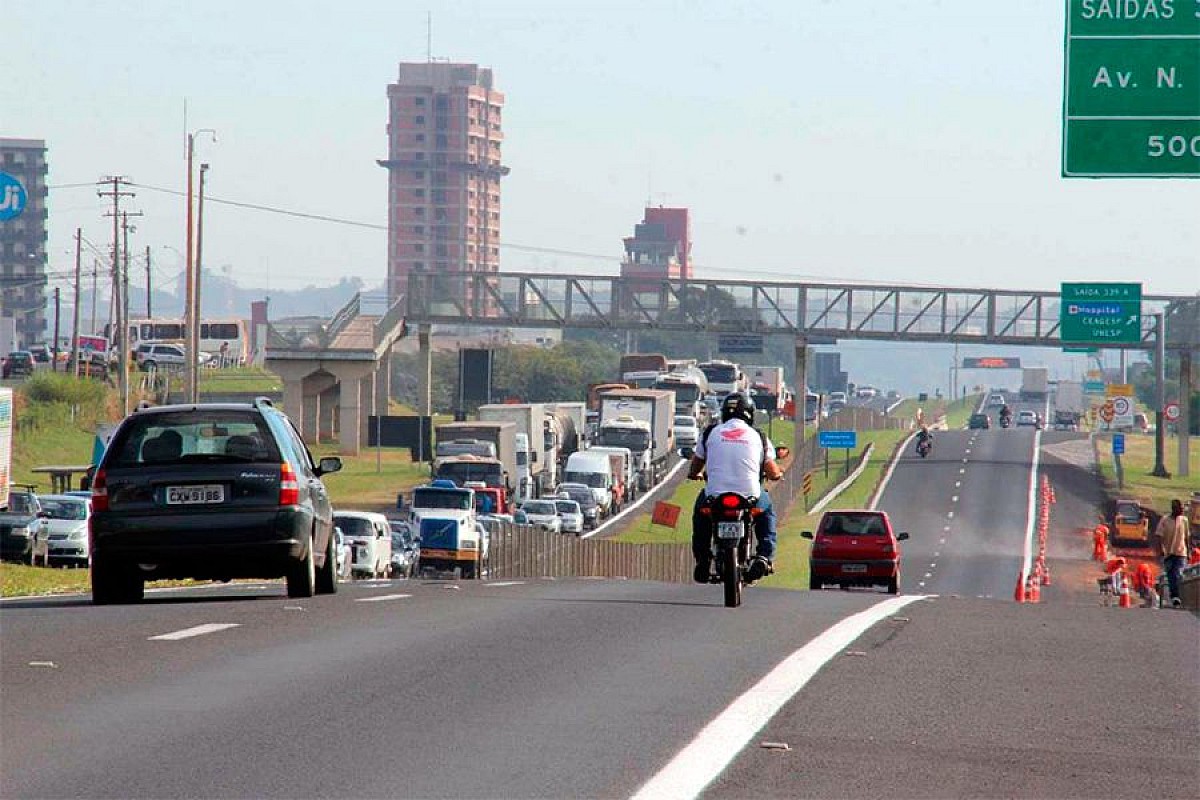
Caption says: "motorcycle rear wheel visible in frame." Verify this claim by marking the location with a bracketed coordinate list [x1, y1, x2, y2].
[722, 546, 742, 608]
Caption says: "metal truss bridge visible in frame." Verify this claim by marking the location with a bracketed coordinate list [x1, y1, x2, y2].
[405, 272, 1198, 350]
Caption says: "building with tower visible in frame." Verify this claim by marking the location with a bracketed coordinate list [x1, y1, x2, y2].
[0, 138, 48, 348]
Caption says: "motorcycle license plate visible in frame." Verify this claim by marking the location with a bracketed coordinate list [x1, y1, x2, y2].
[717, 522, 743, 540]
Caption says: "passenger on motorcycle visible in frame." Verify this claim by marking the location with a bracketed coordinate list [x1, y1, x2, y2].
[687, 392, 783, 585]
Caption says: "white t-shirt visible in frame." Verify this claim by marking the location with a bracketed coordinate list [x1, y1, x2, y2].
[695, 418, 775, 498]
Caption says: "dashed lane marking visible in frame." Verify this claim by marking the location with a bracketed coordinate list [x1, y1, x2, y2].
[486, 581, 526, 587]
[947, 511, 955, 519]
[355, 594, 412, 603]
[954, 481, 961, 488]
[951, 495, 959, 503]
[629, 595, 929, 800]
[148, 623, 241, 641]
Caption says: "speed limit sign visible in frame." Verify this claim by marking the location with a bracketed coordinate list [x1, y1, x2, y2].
[1111, 396, 1132, 416]
[1164, 402, 1181, 423]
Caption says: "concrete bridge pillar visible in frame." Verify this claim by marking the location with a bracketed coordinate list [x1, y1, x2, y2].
[417, 324, 432, 417]
[326, 363, 374, 456]
[375, 346, 392, 417]
[319, 385, 338, 443]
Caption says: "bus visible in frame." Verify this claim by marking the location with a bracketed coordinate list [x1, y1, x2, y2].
[104, 317, 249, 366]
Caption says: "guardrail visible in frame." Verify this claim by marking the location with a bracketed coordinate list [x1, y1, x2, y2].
[487, 523, 690, 582]
[320, 293, 362, 348]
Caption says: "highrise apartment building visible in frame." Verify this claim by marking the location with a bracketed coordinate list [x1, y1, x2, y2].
[379, 62, 508, 302]
[0, 138, 48, 347]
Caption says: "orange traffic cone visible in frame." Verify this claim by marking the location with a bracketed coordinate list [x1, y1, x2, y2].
[1014, 572, 1027, 603]
[1028, 571, 1041, 603]
[1041, 561, 1052, 586]
[1118, 573, 1132, 608]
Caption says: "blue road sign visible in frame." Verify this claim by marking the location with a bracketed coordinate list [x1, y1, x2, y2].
[818, 430, 858, 449]
[0, 172, 28, 221]
[1112, 433, 1125, 455]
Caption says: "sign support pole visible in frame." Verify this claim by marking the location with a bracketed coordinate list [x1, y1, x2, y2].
[1179, 351, 1192, 478]
[1152, 313, 1170, 478]
[793, 336, 807, 504]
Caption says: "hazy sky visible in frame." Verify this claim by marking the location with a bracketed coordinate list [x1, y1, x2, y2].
[6, 0, 1198, 299]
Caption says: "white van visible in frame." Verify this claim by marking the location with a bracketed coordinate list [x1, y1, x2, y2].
[562, 451, 615, 516]
[586, 445, 635, 502]
[333, 511, 392, 579]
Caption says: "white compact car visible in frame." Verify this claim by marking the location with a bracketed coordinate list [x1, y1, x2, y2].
[333, 511, 392, 579]
[37, 494, 91, 567]
[674, 415, 699, 451]
[520, 499, 562, 533]
[1016, 410, 1039, 427]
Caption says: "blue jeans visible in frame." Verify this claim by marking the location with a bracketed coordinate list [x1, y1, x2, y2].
[1164, 555, 1185, 602]
[692, 490, 777, 564]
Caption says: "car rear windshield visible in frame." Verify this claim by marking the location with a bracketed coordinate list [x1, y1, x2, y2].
[336, 517, 375, 537]
[105, 410, 282, 468]
[555, 501, 579, 514]
[820, 513, 889, 536]
[524, 501, 556, 515]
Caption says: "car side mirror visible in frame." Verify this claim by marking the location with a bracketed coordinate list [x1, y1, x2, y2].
[800, 531, 813, 540]
[316, 456, 342, 476]
[897, 532, 910, 541]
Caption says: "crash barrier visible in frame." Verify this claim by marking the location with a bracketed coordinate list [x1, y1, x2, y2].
[486, 523, 691, 582]
[1180, 564, 1200, 612]
[1017, 476, 1057, 603]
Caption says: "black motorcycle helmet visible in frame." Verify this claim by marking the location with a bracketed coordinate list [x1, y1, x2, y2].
[720, 391, 755, 425]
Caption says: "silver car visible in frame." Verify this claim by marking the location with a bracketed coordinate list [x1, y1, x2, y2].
[37, 494, 91, 567]
[554, 498, 584, 535]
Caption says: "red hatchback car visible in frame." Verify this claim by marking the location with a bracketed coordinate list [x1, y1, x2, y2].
[803, 509, 909, 594]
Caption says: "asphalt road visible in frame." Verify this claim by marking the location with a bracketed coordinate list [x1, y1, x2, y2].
[881, 392, 1048, 599]
[3, 394, 1196, 799]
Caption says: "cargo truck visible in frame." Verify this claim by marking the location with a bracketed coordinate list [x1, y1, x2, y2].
[654, 370, 708, 421]
[433, 421, 518, 500]
[543, 401, 585, 472]
[619, 353, 669, 388]
[478, 404, 549, 501]
[597, 388, 675, 491]
[1020, 368, 1049, 401]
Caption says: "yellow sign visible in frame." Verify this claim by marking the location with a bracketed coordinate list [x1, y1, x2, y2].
[1106, 384, 1133, 396]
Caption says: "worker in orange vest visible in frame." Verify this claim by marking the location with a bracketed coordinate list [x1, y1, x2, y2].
[1133, 562, 1158, 607]
[1092, 522, 1110, 562]
[1189, 546, 1200, 566]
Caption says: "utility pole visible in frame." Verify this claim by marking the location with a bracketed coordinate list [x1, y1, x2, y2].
[144, 244, 152, 317]
[52, 288, 61, 371]
[99, 176, 135, 416]
[90, 259, 99, 337]
[184, 128, 217, 405]
[71, 228, 82, 377]
[1151, 312, 1170, 478]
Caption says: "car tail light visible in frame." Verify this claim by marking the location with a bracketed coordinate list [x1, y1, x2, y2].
[91, 469, 109, 512]
[279, 462, 300, 506]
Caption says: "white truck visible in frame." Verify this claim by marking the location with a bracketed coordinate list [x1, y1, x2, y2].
[699, 360, 744, 396]
[1020, 367, 1049, 401]
[0, 388, 11, 511]
[478, 404, 550, 501]
[654, 370, 708, 421]
[587, 445, 635, 503]
[597, 388, 675, 492]
[433, 421, 519, 502]
[747, 365, 786, 415]
[410, 480, 485, 579]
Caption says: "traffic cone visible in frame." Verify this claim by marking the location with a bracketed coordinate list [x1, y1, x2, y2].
[1118, 573, 1132, 608]
[1041, 561, 1052, 586]
[1014, 572, 1027, 603]
[1028, 570, 1041, 603]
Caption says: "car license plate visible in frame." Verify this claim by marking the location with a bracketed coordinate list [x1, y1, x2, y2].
[166, 484, 225, 505]
[717, 522, 743, 540]
[841, 563, 867, 573]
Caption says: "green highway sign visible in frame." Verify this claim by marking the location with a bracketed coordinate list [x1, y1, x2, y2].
[1062, 0, 1200, 178]
[1062, 346, 1099, 353]
[1060, 282, 1143, 344]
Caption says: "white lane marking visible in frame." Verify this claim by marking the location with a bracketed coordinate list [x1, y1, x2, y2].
[918, 581, 926, 588]
[943, 525, 951, 532]
[1020, 409, 1047, 582]
[924, 572, 932, 578]
[582, 459, 688, 539]
[148, 623, 240, 641]
[959, 468, 966, 475]
[355, 593, 412, 603]
[962, 458, 969, 464]
[947, 511, 955, 519]
[486, 581, 526, 587]
[868, 430, 919, 510]
[630, 595, 928, 800]
[939, 538, 946, 545]
[964, 448, 971, 454]
[951, 495, 959, 503]
[934, 551, 940, 557]
[929, 562, 937, 568]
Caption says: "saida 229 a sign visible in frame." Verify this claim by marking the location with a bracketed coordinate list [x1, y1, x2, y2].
[0, 172, 28, 221]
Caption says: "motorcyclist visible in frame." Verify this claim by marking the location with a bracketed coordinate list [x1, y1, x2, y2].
[687, 392, 783, 585]
[916, 425, 934, 452]
[999, 404, 1012, 425]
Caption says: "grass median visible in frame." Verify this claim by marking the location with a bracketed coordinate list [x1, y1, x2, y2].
[1093, 431, 1198, 513]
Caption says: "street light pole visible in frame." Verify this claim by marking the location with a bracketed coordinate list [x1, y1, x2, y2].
[192, 162, 210, 403]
